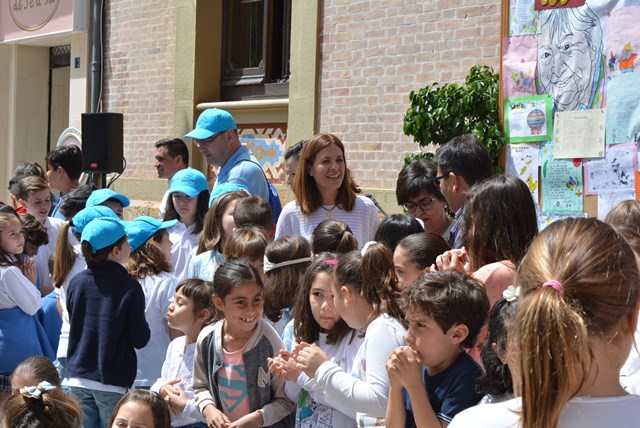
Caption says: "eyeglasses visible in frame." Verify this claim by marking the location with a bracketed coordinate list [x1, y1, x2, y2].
[194, 131, 224, 148]
[434, 174, 448, 183]
[403, 197, 436, 213]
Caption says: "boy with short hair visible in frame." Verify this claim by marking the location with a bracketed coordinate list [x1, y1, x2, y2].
[45, 145, 84, 219]
[385, 270, 490, 428]
[233, 195, 274, 237]
[15, 176, 65, 294]
[85, 188, 131, 219]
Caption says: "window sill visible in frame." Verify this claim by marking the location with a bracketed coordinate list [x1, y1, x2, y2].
[197, 98, 289, 124]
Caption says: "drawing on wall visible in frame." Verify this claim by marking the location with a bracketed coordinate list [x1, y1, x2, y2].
[505, 95, 553, 142]
[606, 72, 640, 144]
[506, 143, 541, 205]
[554, 109, 606, 158]
[541, 141, 584, 213]
[584, 143, 637, 194]
[536, 4, 605, 112]
[606, 5, 640, 75]
[510, 0, 539, 35]
[535, 0, 586, 10]
[503, 35, 538, 98]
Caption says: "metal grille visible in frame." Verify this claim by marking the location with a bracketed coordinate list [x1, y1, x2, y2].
[50, 45, 71, 68]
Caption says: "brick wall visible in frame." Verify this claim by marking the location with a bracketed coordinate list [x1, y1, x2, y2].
[103, 0, 177, 178]
[318, 0, 501, 190]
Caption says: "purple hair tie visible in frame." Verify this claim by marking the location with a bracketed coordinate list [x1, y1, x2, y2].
[324, 259, 338, 265]
[542, 280, 564, 294]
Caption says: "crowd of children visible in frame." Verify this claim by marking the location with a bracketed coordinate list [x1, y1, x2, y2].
[1, 133, 640, 428]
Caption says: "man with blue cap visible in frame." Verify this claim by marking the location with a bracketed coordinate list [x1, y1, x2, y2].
[184, 109, 270, 203]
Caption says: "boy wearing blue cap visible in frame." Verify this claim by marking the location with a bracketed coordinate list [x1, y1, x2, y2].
[86, 188, 131, 219]
[64, 217, 150, 428]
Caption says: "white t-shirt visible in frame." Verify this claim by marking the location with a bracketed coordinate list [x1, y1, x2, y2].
[168, 222, 199, 281]
[449, 395, 640, 428]
[134, 271, 177, 387]
[0, 265, 40, 314]
[275, 196, 380, 250]
[34, 217, 66, 291]
[57, 244, 86, 359]
[620, 318, 640, 394]
[309, 314, 406, 427]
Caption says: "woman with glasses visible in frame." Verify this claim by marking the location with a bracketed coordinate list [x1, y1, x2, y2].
[275, 133, 379, 250]
[396, 159, 452, 239]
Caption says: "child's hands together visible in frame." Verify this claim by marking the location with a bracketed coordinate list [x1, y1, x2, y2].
[160, 379, 187, 415]
[294, 342, 329, 378]
[203, 404, 231, 428]
[20, 258, 37, 285]
[386, 346, 423, 390]
[268, 349, 301, 382]
[431, 247, 471, 274]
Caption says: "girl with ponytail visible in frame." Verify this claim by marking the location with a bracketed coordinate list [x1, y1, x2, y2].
[293, 242, 406, 427]
[450, 218, 640, 428]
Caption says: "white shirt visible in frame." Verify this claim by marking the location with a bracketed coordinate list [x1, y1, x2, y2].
[34, 217, 66, 291]
[151, 336, 205, 426]
[275, 196, 380, 250]
[168, 222, 199, 281]
[57, 244, 86, 359]
[449, 395, 640, 428]
[0, 265, 41, 314]
[134, 271, 177, 387]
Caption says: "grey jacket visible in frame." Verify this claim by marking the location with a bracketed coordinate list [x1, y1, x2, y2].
[193, 319, 294, 427]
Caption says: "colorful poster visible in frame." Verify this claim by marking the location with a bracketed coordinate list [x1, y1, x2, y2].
[506, 143, 540, 205]
[510, 0, 539, 35]
[554, 109, 606, 158]
[536, 3, 606, 112]
[502, 35, 538, 98]
[541, 141, 584, 213]
[584, 143, 637, 194]
[605, 5, 640, 76]
[535, 0, 585, 11]
[505, 95, 553, 142]
[606, 73, 640, 144]
[538, 212, 588, 231]
[598, 191, 636, 220]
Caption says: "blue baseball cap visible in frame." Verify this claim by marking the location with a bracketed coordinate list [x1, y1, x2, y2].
[209, 183, 249, 207]
[127, 216, 178, 252]
[86, 188, 131, 208]
[184, 109, 237, 140]
[81, 217, 129, 253]
[72, 206, 119, 234]
[169, 168, 209, 197]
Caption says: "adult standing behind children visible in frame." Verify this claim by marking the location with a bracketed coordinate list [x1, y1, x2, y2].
[185, 108, 269, 202]
[275, 133, 380, 249]
[45, 145, 83, 219]
[155, 138, 189, 219]
[434, 135, 492, 248]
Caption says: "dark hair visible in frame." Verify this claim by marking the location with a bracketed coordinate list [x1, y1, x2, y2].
[8, 162, 47, 195]
[284, 140, 307, 161]
[396, 232, 450, 270]
[311, 219, 358, 254]
[57, 185, 92, 220]
[476, 297, 517, 397]
[164, 189, 210, 235]
[154, 138, 189, 166]
[264, 236, 312, 322]
[434, 134, 492, 186]
[395, 159, 445, 204]
[15, 176, 49, 201]
[0, 212, 22, 266]
[12, 356, 61, 387]
[176, 278, 216, 324]
[20, 213, 49, 247]
[293, 253, 353, 345]
[196, 190, 247, 254]
[81, 234, 128, 264]
[223, 225, 271, 262]
[45, 145, 84, 181]
[108, 390, 171, 428]
[0, 203, 19, 217]
[213, 259, 264, 300]
[404, 270, 489, 349]
[335, 243, 404, 322]
[128, 230, 173, 279]
[374, 214, 424, 252]
[2, 387, 83, 428]
[294, 133, 360, 215]
[233, 196, 273, 230]
[462, 175, 538, 271]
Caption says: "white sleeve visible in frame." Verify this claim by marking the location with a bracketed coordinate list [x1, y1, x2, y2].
[312, 319, 405, 418]
[367, 201, 381, 242]
[274, 202, 297, 240]
[150, 340, 174, 393]
[3, 266, 41, 315]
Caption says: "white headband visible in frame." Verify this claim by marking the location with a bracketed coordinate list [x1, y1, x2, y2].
[263, 255, 312, 273]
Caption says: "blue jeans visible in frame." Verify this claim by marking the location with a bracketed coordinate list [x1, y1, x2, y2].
[177, 423, 207, 428]
[69, 386, 123, 428]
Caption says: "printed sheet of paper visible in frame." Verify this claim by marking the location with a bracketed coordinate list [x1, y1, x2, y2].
[584, 143, 637, 195]
[506, 143, 540, 205]
[554, 109, 606, 158]
[598, 191, 636, 220]
[605, 5, 640, 76]
[502, 35, 538, 98]
[538, 212, 588, 231]
[606, 73, 640, 144]
[541, 141, 584, 213]
[505, 95, 553, 142]
[510, 0, 539, 35]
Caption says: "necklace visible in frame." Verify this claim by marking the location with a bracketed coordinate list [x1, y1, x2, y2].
[320, 204, 338, 218]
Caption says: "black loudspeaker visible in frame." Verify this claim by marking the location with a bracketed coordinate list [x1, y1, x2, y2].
[81, 112, 124, 173]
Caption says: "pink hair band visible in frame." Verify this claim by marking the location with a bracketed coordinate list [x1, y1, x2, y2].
[324, 259, 338, 265]
[542, 280, 564, 294]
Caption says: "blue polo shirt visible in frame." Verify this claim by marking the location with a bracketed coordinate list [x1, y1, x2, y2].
[214, 145, 269, 201]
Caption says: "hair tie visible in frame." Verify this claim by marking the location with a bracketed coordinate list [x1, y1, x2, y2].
[502, 285, 521, 302]
[542, 280, 564, 294]
[361, 241, 376, 255]
[20, 381, 55, 399]
[324, 259, 338, 265]
[263, 255, 312, 273]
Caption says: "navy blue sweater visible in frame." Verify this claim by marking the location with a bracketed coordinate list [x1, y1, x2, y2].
[66, 261, 150, 388]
